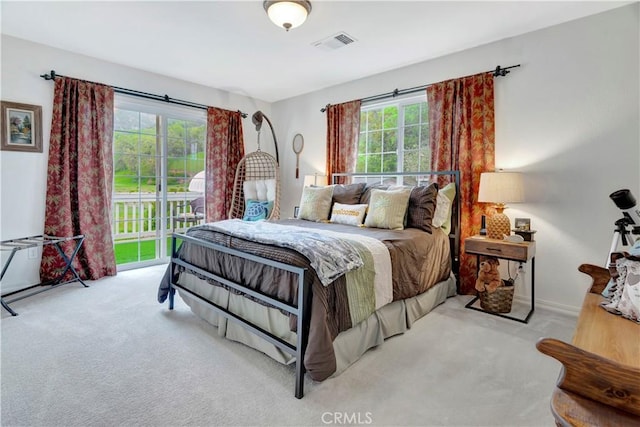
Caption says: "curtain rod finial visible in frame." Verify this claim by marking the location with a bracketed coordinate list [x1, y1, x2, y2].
[40, 70, 56, 80]
[493, 65, 510, 77]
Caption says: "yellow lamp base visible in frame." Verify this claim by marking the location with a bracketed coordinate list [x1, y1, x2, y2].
[487, 212, 511, 239]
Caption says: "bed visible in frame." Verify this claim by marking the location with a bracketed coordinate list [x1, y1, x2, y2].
[158, 171, 460, 398]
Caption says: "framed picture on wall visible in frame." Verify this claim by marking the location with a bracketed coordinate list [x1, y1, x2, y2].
[514, 217, 531, 231]
[1, 101, 43, 153]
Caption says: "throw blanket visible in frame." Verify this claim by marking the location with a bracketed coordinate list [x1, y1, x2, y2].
[203, 219, 364, 286]
[310, 227, 393, 311]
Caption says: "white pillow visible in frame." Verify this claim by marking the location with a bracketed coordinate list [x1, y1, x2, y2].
[298, 186, 333, 222]
[432, 182, 456, 234]
[243, 179, 277, 202]
[364, 188, 411, 230]
[330, 203, 368, 226]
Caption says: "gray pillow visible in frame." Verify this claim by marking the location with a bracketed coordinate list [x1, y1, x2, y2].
[332, 183, 366, 205]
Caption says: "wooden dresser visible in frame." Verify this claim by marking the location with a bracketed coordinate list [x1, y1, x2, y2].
[536, 264, 640, 426]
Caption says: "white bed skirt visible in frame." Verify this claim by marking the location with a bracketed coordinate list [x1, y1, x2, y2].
[176, 272, 457, 378]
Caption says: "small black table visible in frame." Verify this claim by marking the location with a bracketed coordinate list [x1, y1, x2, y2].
[1, 234, 87, 316]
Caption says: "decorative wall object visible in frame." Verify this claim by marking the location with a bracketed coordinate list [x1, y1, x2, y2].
[0, 101, 42, 153]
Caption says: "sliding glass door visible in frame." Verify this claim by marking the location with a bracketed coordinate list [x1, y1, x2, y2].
[112, 97, 206, 269]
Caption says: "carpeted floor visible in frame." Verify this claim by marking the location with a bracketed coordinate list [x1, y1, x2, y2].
[1, 264, 575, 427]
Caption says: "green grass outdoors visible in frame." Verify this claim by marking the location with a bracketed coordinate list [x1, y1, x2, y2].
[112, 153, 203, 264]
[114, 237, 178, 265]
[114, 153, 204, 193]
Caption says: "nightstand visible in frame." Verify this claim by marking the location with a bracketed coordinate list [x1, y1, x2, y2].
[464, 235, 536, 323]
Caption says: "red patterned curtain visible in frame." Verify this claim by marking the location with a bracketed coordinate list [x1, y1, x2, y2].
[205, 107, 245, 222]
[427, 72, 495, 294]
[40, 77, 116, 281]
[325, 100, 361, 184]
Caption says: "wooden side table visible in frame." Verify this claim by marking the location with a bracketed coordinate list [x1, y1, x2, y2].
[464, 235, 536, 323]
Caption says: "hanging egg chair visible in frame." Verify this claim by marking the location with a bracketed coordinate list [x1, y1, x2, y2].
[228, 111, 280, 220]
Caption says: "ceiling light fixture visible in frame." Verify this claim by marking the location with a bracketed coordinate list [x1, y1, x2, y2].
[263, 1, 312, 32]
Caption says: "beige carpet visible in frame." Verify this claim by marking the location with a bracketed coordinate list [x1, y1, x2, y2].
[1, 264, 575, 426]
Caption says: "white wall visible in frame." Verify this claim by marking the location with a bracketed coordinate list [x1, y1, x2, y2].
[271, 4, 639, 312]
[0, 35, 273, 293]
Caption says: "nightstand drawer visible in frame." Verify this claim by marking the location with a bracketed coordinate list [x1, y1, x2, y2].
[465, 237, 534, 261]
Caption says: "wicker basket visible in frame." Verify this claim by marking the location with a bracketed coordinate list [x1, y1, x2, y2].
[479, 282, 514, 313]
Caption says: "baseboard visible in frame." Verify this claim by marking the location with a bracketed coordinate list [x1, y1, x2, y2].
[512, 295, 580, 317]
[536, 299, 580, 316]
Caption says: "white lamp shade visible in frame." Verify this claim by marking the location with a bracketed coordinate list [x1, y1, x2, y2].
[478, 172, 524, 205]
[303, 174, 327, 187]
[188, 171, 205, 193]
[265, 1, 310, 30]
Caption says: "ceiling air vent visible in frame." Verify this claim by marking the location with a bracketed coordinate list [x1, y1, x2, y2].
[313, 32, 357, 51]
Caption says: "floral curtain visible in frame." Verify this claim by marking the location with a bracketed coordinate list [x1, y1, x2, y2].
[325, 100, 361, 184]
[40, 77, 116, 282]
[427, 72, 496, 294]
[205, 107, 245, 222]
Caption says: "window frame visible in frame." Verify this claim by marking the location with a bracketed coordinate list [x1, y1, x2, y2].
[112, 94, 207, 269]
[358, 94, 430, 178]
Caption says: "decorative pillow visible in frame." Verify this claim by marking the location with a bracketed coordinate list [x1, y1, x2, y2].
[243, 200, 274, 221]
[432, 182, 456, 234]
[330, 203, 368, 226]
[364, 188, 412, 230]
[298, 186, 334, 222]
[332, 182, 366, 205]
[406, 183, 439, 233]
[359, 183, 389, 205]
[243, 179, 277, 202]
[387, 184, 415, 227]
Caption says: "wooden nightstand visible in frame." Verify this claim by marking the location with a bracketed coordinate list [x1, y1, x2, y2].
[464, 235, 536, 323]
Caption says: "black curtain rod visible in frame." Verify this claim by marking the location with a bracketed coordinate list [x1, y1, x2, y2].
[40, 70, 248, 118]
[320, 64, 520, 113]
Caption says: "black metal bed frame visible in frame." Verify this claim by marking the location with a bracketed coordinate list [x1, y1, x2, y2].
[168, 234, 310, 398]
[166, 171, 460, 398]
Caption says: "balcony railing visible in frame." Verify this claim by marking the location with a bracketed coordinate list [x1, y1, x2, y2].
[112, 192, 202, 241]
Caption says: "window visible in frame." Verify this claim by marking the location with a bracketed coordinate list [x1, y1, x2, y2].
[112, 96, 206, 268]
[357, 96, 430, 184]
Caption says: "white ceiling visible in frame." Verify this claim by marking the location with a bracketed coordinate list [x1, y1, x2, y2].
[1, 1, 632, 103]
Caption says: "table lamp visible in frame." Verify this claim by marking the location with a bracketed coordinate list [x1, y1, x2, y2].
[478, 172, 524, 239]
[303, 173, 328, 187]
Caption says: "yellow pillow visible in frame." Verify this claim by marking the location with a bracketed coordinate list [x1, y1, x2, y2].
[330, 203, 368, 226]
[364, 188, 411, 230]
